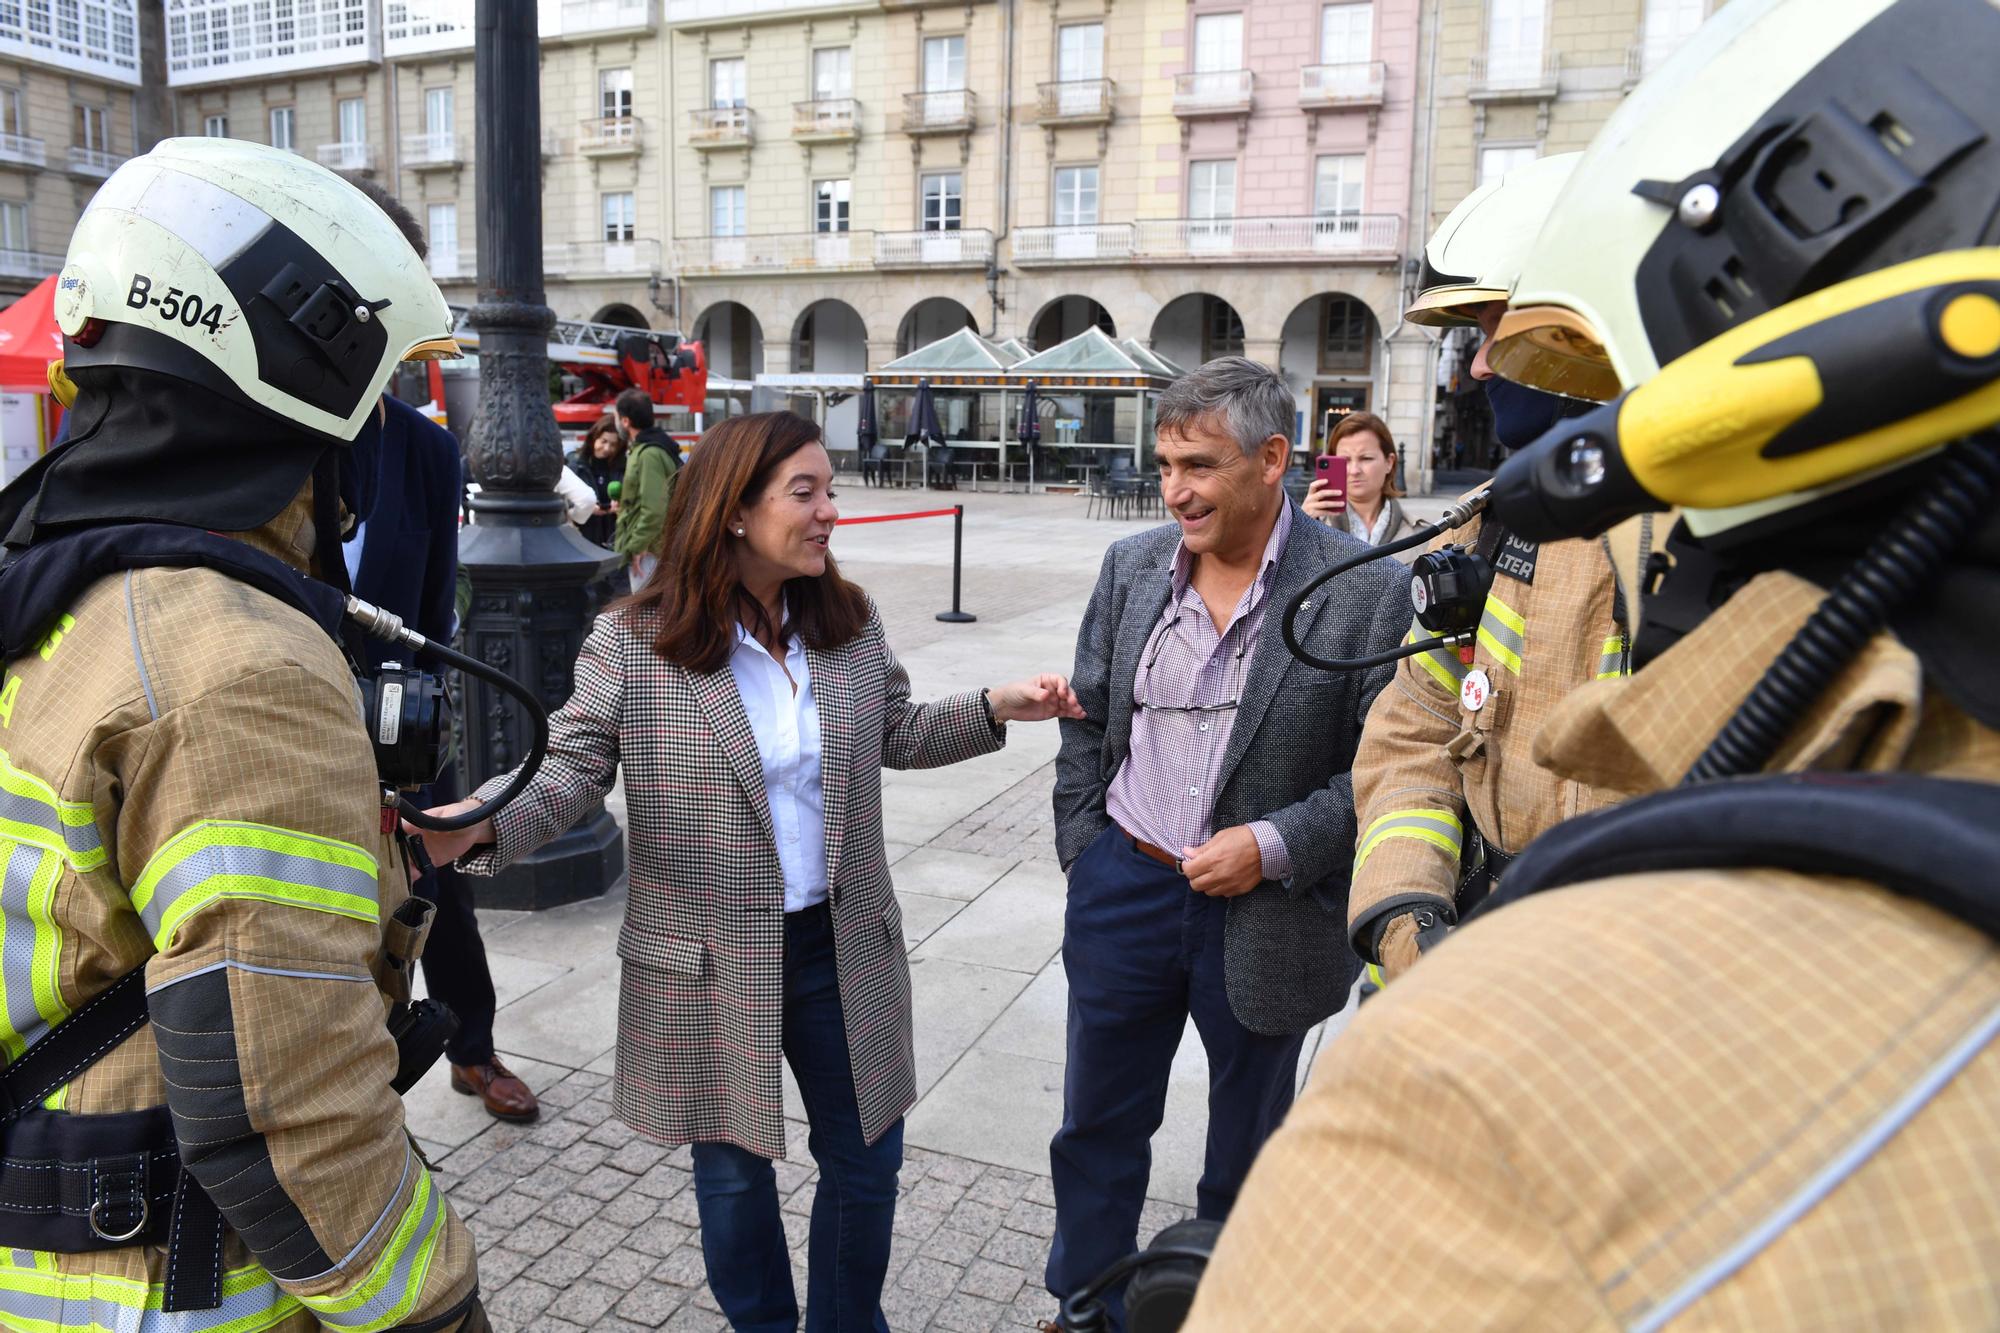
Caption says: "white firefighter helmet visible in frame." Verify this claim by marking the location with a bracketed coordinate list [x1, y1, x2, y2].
[53, 137, 458, 443]
[1406, 152, 1580, 330]
[1485, 0, 2000, 538]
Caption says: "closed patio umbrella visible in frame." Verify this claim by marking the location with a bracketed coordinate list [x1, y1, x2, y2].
[1018, 379, 1042, 490]
[856, 377, 880, 484]
[905, 378, 947, 488]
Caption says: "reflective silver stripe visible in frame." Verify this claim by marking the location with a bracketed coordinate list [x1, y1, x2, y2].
[126, 570, 159, 721]
[0, 1263, 298, 1331]
[306, 1167, 445, 1331]
[1477, 608, 1524, 661]
[1631, 995, 2000, 1332]
[137, 842, 380, 944]
[0, 784, 102, 866]
[0, 843, 52, 1058]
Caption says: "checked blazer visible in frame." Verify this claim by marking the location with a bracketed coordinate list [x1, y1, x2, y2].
[463, 602, 1003, 1158]
[1054, 500, 1411, 1035]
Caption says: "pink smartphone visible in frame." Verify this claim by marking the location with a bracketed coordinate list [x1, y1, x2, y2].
[1314, 454, 1348, 514]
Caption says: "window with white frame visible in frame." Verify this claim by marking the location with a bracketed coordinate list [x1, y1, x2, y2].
[812, 47, 851, 101]
[1188, 159, 1235, 219]
[426, 203, 459, 278]
[1053, 166, 1098, 228]
[1320, 3, 1373, 64]
[1485, 0, 1546, 83]
[424, 87, 453, 136]
[921, 172, 962, 231]
[164, 0, 362, 81]
[202, 112, 227, 138]
[0, 90, 20, 138]
[269, 106, 294, 151]
[711, 58, 746, 109]
[923, 35, 966, 91]
[337, 96, 364, 146]
[604, 191, 637, 242]
[1477, 144, 1538, 185]
[1193, 13, 1243, 73]
[73, 104, 108, 152]
[1640, 0, 1706, 72]
[600, 67, 633, 121]
[814, 178, 849, 233]
[1313, 154, 1365, 215]
[709, 186, 745, 238]
[0, 201, 26, 253]
[1057, 23, 1103, 82]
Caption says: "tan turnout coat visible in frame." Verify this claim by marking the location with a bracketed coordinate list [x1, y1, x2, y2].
[1187, 571, 2000, 1330]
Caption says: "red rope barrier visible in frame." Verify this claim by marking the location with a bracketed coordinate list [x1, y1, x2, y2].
[835, 508, 960, 526]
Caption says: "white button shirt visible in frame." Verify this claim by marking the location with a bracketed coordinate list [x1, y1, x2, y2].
[728, 624, 829, 913]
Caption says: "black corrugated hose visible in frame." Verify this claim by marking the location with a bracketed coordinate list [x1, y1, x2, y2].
[1683, 434, 2000, 784]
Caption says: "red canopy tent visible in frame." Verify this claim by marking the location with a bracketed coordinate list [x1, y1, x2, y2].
[0, 275, 66, 469]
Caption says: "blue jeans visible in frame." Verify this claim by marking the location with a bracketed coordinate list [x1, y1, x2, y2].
[691, 902, 902, 1333]
[1045, 825, 1305, 1331]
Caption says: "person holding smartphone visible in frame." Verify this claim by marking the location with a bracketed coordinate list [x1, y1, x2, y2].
[1302, 411, 1424, 558]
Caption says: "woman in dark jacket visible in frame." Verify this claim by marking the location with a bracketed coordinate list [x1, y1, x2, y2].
[568, 413, 625, 548]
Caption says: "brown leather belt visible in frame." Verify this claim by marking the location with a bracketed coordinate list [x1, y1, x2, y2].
[1118, 823, 1184, 875]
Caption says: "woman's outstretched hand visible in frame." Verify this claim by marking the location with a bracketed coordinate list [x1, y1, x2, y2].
[987, 674, 1087, 724]
[401, 798, 495, 868]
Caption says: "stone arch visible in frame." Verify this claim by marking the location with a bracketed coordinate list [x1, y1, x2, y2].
[1028, 295, 1115, 351]
[590, 302, 649, 329]
[691, 300, 766, 382]
[896, 297, 977, 355]
[1149, 293, 1246, 371]
[1280, 292, 1384, 452]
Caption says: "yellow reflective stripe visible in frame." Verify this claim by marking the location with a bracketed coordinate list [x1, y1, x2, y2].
[0, 749, 103, 872]
[1365, 963, 1386, 989]
[1476, 594, 1526, 675]
[1407, 629, 1467, 693]
[302, 1163, 446, 1332]
[1597, 634, 1631, 680]
[130, 821, 379, 952]
[1355, 808, 1465, 875]
[0, 1253, 300, 1331]
[0, 844, 69, 1065]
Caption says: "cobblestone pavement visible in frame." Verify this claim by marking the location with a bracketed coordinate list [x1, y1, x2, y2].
[438, 1070, 1193, 1332]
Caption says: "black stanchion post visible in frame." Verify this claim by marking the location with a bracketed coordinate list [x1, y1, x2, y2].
[936, 504, 977, 624]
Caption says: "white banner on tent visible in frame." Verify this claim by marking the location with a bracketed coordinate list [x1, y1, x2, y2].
[0, 393, 41, 485]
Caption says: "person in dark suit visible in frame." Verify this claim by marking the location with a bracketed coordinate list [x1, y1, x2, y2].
[340, 173, 540, 1123]
[1045, 357, 1409, 1330]
[414, 412, 1083, 1332]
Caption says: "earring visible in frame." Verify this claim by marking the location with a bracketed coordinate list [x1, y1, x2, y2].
[736, 527, 746, 537]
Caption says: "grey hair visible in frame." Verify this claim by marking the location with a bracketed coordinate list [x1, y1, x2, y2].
[1154, 356, 1295, 456]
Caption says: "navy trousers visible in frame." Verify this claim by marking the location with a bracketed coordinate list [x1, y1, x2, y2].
[691, 902, 902, 1333]
[1046, 825, 1305, 1330]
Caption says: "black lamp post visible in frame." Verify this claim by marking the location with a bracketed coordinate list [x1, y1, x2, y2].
[456, 0, 624, 909]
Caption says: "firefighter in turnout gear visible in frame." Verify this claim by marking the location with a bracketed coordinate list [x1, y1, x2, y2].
[0, 139, 484, 1329]
[1348, 152, 1646, 983]
[1186, 0, 2000, 1326]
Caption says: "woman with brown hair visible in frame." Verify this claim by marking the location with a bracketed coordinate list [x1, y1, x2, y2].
[1303, 410, 1425, 559]
[567, 412, 626, 549]
[415, 411, 1082, 1331]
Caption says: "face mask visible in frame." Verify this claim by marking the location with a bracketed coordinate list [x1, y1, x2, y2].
[1483, 376, 1579, 452]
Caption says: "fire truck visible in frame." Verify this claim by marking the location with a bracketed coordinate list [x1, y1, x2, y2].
[393, 307, 708, 449]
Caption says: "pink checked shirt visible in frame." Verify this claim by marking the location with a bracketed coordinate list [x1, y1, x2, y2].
[1104, 503, 1294, 879]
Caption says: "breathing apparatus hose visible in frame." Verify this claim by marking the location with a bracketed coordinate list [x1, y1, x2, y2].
[1683, 434, 2000, 784]
[1281, 490, 1490, 672]
[345, 595, 550, 832]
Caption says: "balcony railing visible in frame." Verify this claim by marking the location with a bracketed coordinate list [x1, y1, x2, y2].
[793, 98, 859, 141]
[1012, 224, 1137, 263]
[875, 228, 994, 267]
[688, 107, 754, 149]
[578, 116, 643, 155]
[427, 248, 476, 281]
[558, 0, 658, 37]
[0, 248, 64, 279]
[900, 89, 975, 134]
[0, 134, 46, 169]
[1468, 49, 1561, 100]
[1299, 60, 1386, 108]
[67, 145, 125, 177]
[1172, 69, 1253, 116]
[402, 131, 465, 169]
[1036, 79, 1115, 123]
[315, 142, 377, 172]
[1011, 215, 1399, 263]
[678, 231, 879, 276]
[544, 238, 662, 276]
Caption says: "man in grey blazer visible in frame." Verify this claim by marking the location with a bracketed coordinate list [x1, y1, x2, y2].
[1046, 358, 1410, 1328]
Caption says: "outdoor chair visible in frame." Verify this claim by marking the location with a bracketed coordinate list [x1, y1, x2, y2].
[861, 442, 888, 487]
[1105, 454, 1142, 520]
